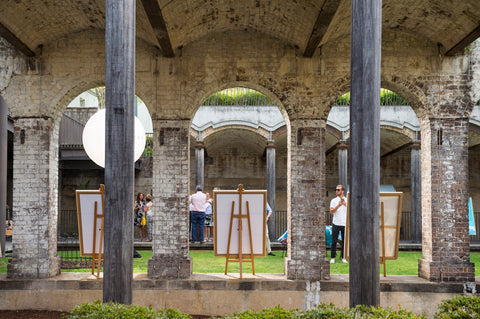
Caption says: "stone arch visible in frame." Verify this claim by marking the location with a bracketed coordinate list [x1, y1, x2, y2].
[381, 76, 433, 119]
[186, 81, 291, 128]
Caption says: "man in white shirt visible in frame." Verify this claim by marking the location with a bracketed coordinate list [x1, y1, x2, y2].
[330, 184, 347, 264]
[190, 185, 207, 243]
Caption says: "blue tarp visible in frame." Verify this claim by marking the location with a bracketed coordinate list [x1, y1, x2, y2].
[469, 197, 476, 235]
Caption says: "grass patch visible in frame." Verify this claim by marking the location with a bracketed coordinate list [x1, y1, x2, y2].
[0, 251, 479, 276]
[190, 250, 284, 273]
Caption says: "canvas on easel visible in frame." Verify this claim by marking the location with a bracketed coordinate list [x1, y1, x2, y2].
[344, 192, 403, 276]
[76, 185, 105, 278]
[213, 185, 266, 278]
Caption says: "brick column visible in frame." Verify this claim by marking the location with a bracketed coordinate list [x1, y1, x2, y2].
[7, 117, 61, 278]
[287, 119, 329, 280]
[418, 118, 475, 282]
[148, 119, 192, 279]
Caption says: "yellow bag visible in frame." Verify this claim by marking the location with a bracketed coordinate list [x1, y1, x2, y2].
[141, 216, 146, 226]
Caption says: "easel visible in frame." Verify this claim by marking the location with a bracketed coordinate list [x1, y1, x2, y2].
[225, 185, 255, 278]
[76, 184, 105, 279]
[380, 201, 386, 277]
[91, 185, 105, 278]
[344, 192, 403, 277]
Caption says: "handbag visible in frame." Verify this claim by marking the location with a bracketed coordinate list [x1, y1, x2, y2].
[141, 216, 146, 226]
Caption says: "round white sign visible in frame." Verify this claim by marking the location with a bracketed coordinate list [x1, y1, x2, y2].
[82, 109, 146, 168]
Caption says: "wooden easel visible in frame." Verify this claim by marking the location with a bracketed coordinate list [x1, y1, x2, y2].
[91, 185, 105, 278]
[380, 201, 386, 277]
[225, 185, 255, 278]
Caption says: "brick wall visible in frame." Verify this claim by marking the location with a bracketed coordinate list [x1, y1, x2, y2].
[148, 119, 192, 279]
[418, 117, 475, 282]
[287, 119, 329, 280]
[7, 117, 60, 278]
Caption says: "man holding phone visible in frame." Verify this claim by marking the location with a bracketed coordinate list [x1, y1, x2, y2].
[330, 184, 347, 264]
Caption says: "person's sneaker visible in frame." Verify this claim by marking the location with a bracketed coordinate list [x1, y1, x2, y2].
[330, 258, 335, 264]
[342, 258, 348, 263]
[268, 252, 275, 256]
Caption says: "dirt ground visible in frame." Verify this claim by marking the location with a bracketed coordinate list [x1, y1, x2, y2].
[0, 310, 212, 318]
[0, 310, 67, 318]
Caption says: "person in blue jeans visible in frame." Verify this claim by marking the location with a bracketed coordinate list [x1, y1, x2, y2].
[190, 185, 207, 243]
[330, 185, 347, 264]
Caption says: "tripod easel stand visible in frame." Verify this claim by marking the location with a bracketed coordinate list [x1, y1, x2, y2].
[225, 185, 255, 278]
[91, 185, 105, 278]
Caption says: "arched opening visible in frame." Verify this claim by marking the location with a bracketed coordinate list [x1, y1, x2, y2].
[57, 86, 153, 266]
[188, 87, 288, 270]
[325, 88, 421, 250]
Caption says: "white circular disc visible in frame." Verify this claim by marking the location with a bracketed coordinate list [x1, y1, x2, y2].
[82, 109, 146, 168]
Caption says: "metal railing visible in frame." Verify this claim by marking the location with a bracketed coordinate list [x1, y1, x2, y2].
[273, 210, 480, 242]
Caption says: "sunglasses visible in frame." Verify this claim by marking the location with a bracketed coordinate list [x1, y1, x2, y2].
[335, 189, 342, 191]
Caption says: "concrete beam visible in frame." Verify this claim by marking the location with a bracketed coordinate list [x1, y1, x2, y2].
[0, 23, 35, 57]
[303, 0, 342, 57]
[140, 0, 174, 57]
[445, 23, 480, 56]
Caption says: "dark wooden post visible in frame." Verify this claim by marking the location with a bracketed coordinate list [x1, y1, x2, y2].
[266, 140, 276, 241]
[103, 0, 136, 304]
[410, 141, 421, 243]
[349, 0, 382, 307]
[0, 97, 7, 257]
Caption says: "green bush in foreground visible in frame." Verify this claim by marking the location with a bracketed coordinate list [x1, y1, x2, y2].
[435, 295, 480, 319]
[223, 304, 425, 319]
[65, 300, 191, 319]
[66, 296, 480, 319]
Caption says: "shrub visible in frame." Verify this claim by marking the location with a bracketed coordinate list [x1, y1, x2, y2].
[435, 295, 480, 319]
[223, 303, 425, 319]
[65, 300, 191, 319]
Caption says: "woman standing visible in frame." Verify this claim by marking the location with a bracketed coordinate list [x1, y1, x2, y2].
[144, 194, 153, 242]
[134, 192, 146, 241]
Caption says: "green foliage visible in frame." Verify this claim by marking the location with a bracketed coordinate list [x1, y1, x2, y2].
[435, 295, 480, 319]
[334, 89, 408, 106]
[223, 303, 425, 319]
[143, 134, 153, 157]
[224, 305, 296, 319]
[65, 300, 191, 319]
[203, 88, 272, 106]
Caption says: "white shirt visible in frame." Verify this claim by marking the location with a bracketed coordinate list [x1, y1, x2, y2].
[330, 196, 347, 226]
[190, 191, 207, 212]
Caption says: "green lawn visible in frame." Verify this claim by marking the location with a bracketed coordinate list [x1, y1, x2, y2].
[1, 251, 480, 276]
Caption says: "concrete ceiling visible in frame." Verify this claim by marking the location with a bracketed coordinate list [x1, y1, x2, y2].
[0, 0, 479, 57]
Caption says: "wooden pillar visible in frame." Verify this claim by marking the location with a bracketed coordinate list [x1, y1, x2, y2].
[338, 141, 348, 188]
[349, 0, 382, 307]
[103, 0, 135, 304]
[266, 140, 276, 241]
[195, 141, 205, 189]
[0, 97, 7, 257]
[410, 141, 421, 243]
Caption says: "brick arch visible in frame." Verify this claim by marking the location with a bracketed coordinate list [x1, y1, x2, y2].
[339, 125, 416, 143]
[381, 76, 432, 119]
[190, 124, 271, 141]
[51, 81, 105, 128]
[185, 81, 291, 128]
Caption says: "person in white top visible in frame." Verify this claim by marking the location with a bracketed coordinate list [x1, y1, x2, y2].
[330, 185, 348, 264]
[144, 194, 153, 242]
[190, 185, 208, 243]
[204, 193, 214, 241]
